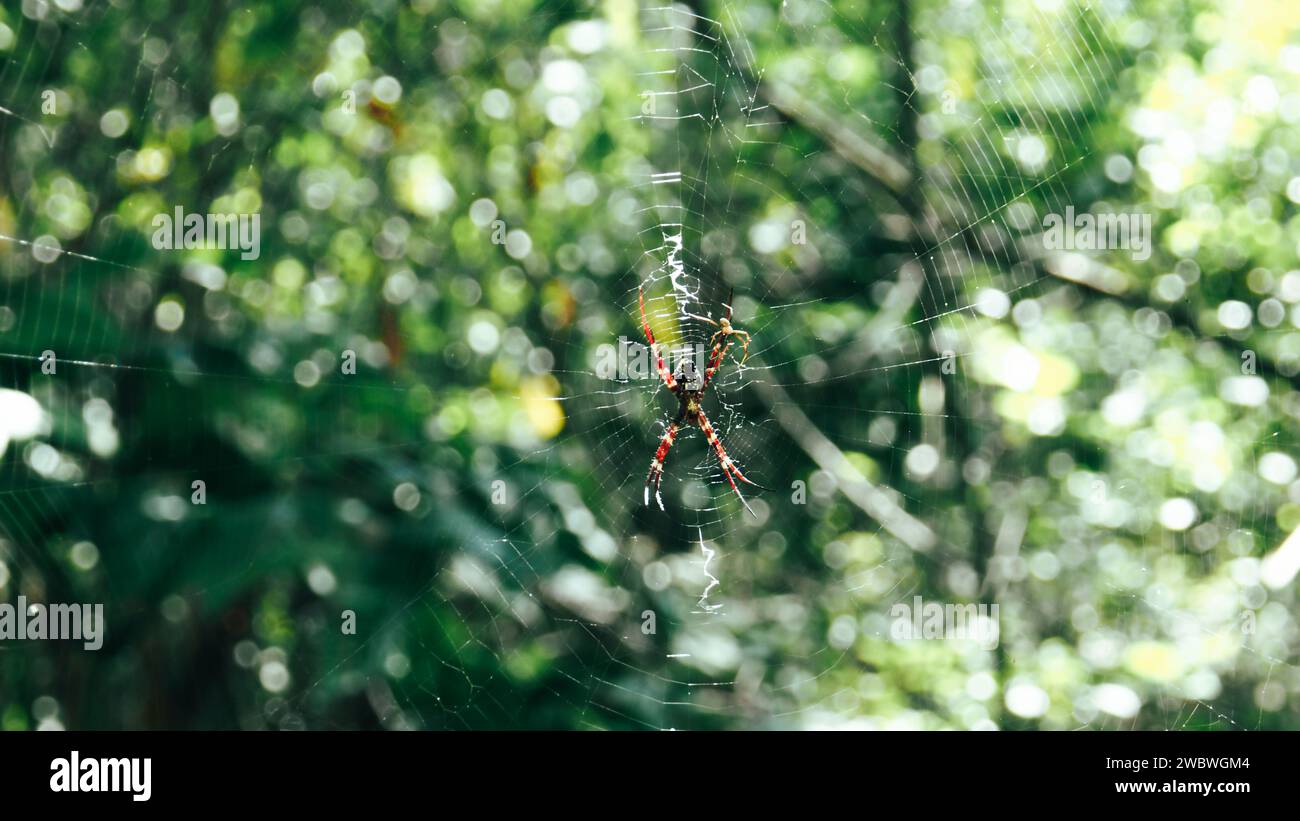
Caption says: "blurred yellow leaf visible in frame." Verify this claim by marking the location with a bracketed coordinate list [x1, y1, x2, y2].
[521, 375, 564, 439]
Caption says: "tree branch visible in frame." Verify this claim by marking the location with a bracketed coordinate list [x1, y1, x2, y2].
[748, 371, 938, 552]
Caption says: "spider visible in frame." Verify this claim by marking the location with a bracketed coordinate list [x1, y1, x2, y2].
[639, 286, 759, 514]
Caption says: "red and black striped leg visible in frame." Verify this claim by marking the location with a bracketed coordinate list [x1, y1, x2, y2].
[696, 410, 758, 516]
[699, 333, 731, 391]
[638, 287, 678, 394]
[644, 420, 681, 510]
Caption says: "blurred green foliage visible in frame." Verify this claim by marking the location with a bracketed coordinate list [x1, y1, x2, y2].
[1, 0, 1299, 730]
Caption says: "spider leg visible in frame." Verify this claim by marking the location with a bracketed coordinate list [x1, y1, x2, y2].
[638, 287, 678, 393]
[644, 417, 683, 510]
[700, 333, 733, 391]
[734, 329, 751, 364]
[699, 291, 747, 388]
[696, 409, 758, 516]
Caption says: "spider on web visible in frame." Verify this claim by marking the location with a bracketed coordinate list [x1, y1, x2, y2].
[639, 286, 760, 516]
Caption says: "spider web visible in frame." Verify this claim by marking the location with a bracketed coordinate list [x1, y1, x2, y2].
[0, 0, 1296, 732]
